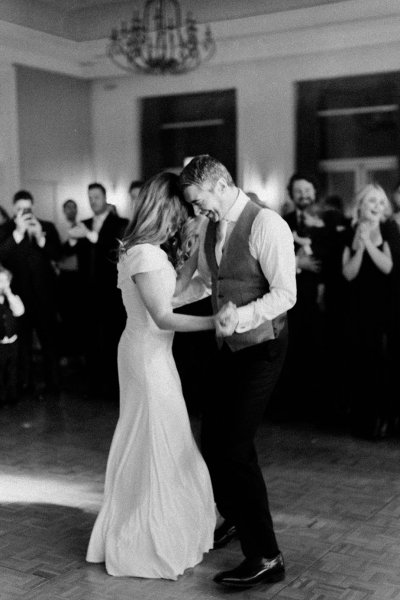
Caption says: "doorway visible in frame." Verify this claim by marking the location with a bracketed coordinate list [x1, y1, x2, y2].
[141, 89, 237, 180]
[320, 156, 398, 215]
[296, 72, 400, 205]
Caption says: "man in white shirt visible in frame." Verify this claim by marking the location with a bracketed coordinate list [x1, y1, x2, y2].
[178, 155, 296, 588]
[57, 199, 84, 362]
[67, 183, 128, 401]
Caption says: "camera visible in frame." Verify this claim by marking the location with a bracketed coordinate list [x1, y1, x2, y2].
[21, 207, 32, 216]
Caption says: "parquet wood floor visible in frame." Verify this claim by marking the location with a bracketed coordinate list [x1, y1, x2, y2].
[1, 385, 400, 600]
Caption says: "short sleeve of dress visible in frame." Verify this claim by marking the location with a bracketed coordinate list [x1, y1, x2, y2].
[123, 244, 169, 277]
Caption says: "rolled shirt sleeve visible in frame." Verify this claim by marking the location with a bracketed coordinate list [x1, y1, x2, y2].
[236, 209, 297, 333]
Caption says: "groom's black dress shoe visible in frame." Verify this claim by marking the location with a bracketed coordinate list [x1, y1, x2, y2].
[213, 521, 237, 549]
[213, 553, 285, 588]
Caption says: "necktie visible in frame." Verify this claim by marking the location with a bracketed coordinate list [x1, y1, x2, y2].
[215, 219, 228, 266]
[92, 216, 102, 233]
[298, 211, 306, 235]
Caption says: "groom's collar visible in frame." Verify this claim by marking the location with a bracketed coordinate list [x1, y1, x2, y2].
[220, 189, 248, 224]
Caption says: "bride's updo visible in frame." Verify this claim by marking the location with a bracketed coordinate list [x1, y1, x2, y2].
[119, 171, 193, 267]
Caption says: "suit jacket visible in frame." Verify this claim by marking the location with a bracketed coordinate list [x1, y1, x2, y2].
[74, 212, 128, 301]
[284, 210, 298, 231]
[284, 209, 321, 304]
[284, 210, 302, 245]
[0, 219, 61, 312]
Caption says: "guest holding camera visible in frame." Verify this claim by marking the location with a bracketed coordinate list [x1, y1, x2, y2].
[0, 190, 61, 396]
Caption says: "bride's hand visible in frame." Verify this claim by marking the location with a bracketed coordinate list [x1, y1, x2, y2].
[215, 301, 238, 337]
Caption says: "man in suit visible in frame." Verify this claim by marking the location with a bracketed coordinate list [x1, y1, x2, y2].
[67, 183, 128, 401]
[57, 199, 84, 362]
[178, 155, 296, 588]
[128, 180, 144, 205]
[0, 189, 61, 395]
[284, 172, 321, 272]
[282, 173, 327, 419]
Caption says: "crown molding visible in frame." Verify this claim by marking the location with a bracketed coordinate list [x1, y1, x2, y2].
[0, 20, 85, 76]
[0, 0, 400, 79]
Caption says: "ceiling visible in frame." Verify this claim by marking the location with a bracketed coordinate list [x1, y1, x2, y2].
[1, 0, 353, 41]
[37, 0, 350, 15]
[37, 0, 126, 11]
[37, 0, 347, 8]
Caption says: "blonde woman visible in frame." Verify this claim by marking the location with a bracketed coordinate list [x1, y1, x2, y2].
[86, 172, 218, 579]
[342, 183, 394, 438]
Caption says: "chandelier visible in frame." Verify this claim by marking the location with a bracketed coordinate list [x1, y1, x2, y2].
[107, 0, 216, 75]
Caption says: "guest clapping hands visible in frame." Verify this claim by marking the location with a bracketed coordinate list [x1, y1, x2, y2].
[342, 183, 395, 438]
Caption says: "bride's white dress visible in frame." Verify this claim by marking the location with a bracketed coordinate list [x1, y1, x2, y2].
[86, 244, 215, 579]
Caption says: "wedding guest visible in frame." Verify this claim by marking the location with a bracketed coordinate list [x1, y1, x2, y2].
[291, 202, 328, 309]
[67, 183, 128, 401]
[177, 155, 296, 588]
[0, 190, 61, 395]
[57, 199, 84, 362]
[128, 180, 144, 206]
[342, 183, 396, 438]
[282, 173, 325, 418]
[0, 266, 24, 407]
[322, 193, 350, 230]
[297, 200, 350, 419]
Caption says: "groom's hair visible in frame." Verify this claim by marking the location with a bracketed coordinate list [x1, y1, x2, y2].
[179, 155, 235, 190]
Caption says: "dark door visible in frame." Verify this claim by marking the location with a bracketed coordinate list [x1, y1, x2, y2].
[141, 89, 237, 180]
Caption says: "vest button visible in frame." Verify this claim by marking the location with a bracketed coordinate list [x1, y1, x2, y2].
[218, 294, 224, 299]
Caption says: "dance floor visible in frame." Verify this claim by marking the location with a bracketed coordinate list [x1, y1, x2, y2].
[1, 374, 400, 600]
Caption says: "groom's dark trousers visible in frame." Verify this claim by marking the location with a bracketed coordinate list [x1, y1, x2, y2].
[201, 322, 288, 559]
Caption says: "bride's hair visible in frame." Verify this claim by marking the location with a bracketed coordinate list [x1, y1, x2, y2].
[119, 171, 192, 267]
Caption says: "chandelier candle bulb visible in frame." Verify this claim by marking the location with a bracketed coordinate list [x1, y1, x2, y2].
[107, 0, 216, 75]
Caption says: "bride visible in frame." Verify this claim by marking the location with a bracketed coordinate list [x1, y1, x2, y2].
[86, 171, 218, 579]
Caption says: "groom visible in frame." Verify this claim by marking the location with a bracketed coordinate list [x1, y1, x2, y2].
[178, 155, 296, 588]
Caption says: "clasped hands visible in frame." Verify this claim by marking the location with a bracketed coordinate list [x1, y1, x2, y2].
[352, 222, 371, 252]
[215, 301, 239, 338]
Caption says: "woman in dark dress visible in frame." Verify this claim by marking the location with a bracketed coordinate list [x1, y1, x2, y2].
[342, 183, 395, 439]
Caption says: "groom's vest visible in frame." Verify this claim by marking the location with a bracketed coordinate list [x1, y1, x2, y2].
[204, 200, 287, 352]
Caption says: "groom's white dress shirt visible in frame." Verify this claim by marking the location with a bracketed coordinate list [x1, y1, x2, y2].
[174, 190, 296, 334]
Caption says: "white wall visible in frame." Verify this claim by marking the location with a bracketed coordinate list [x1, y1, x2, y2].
[16, 66, 94, 225]
[91, 39, 400, 215]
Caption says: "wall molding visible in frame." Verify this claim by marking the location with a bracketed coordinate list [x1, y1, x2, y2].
[1, 0, 400, 79]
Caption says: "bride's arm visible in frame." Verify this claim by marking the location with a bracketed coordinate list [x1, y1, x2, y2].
[134, 270, 215, 332]
[173, 217, 211, 307]
[174, 248, 199, 297]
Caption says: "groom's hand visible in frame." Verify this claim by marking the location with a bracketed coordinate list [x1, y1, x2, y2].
[215, 301, 239, 337]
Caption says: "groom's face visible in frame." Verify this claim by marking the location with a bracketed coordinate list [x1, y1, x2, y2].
[183, 180, 225, 222]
